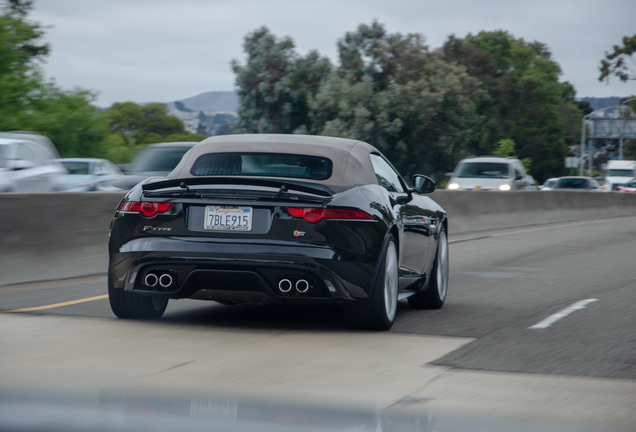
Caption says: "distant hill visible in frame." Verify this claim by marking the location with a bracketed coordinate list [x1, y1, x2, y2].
[578, 97, 622, 112]
[167, 91, 238, 136]
[167, 91, 238, 113]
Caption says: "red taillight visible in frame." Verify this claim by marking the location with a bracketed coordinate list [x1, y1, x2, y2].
[118, 201, 174, 217]
[285, 207, 374, 223]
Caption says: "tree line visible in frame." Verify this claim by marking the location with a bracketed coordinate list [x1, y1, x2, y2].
[0, 0, 205, 164]
[1, 0, 634, 180]
[231, 23, 599, 182]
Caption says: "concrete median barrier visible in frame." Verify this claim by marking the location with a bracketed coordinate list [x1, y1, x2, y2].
[1, 190, 635, 286]
[0, 192, 125, 286]
[430, 190, 636, 235]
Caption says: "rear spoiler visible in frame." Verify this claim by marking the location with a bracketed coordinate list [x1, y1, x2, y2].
[141, 177, 334, 197]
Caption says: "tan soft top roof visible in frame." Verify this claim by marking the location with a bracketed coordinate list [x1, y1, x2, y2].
[169, 134, 381, 191]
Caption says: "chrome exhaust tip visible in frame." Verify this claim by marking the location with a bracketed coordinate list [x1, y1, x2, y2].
[296, 279, 309, 293]
[278, 279, 292, 293]
[159, 273, 173, 288]
[144, 273, 158, 288]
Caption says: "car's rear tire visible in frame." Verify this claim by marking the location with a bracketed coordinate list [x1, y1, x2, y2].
[108, 275, 168, 319]
[345, 235, 398, 330]
[408, 227, 448, 309]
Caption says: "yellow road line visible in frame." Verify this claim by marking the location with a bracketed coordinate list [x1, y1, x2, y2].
[449, 220, 603, 243]
[0, 294, 108, 317]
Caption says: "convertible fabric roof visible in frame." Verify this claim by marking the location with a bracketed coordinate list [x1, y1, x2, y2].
[169, 134, 382, 191]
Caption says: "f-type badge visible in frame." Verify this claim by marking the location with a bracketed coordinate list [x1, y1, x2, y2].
[143, 226, 172, 232]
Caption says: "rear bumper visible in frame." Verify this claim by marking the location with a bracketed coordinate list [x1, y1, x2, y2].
[109, 237, 378, 304]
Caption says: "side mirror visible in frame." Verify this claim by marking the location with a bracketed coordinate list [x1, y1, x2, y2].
[412, 174, 436, 194]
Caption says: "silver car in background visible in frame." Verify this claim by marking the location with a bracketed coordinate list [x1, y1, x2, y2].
[552, 176, 602, 191]
[56, 158, 124, 191]
[0, 132, 67, 192]
[446, 156, 534, 191]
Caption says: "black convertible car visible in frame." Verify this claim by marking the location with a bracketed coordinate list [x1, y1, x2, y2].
[108, 134, 448, 330]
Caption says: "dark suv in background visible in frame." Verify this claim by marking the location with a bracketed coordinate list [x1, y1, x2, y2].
[102, 142, 198, 191]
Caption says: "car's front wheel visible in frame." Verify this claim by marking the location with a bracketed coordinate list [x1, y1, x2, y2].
[345, 234, 399, 330]
[108, 275, 168, 319]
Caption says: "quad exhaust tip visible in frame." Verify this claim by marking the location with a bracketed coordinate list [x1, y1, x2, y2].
[278, 278, 293, 293]
[159, 274, 173, 288]
[145, 272, 174, 288]
[145, 273, 158, 288]
[278, 278, 310, 294]
[295, 279, 309, 293]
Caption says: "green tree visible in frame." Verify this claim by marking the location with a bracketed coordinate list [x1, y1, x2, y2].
[231, 26, 331, 134]
[103, 102, 205, 154]
[14, 86, 113, 157]
[493, 138, 532, 172]
[311, 22, 480, 178]
[0, 0, 48, 127]
[599, 34, 636, 83]
[494, 138, 516, 156]
[0, 0, 49, 117]
[440, 31, 579, 181]
[0, 0, 112, 157]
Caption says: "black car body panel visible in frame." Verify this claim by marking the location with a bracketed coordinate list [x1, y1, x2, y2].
[107, 134, 448, 329]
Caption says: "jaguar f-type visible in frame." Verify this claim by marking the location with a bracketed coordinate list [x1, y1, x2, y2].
[108, 134, 448, 330]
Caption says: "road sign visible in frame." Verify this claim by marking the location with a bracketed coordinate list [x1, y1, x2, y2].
[565, 157, 579, 168]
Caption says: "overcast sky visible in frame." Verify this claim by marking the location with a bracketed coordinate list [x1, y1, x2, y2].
[29, 0, 636, 108]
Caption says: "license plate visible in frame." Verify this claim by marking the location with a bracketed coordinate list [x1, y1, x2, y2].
[204, 206, 252, 231]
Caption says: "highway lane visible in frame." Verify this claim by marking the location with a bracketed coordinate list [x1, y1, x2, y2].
[1, 216, 635, 379]
[396, 217, 636, 380]
[1, 216, 635, 430]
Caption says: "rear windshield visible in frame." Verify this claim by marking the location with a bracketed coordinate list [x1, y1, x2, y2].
[60, 161, 90, 175]
[457, 162, 510, 178]
[190, 152, 332, 180]
[555, 178, 589, 189]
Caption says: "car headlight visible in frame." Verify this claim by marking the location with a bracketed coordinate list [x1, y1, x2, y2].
[498, 184, 512, 191]
[447, 183, 460, 190]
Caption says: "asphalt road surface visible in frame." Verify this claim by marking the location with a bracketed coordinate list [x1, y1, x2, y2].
[1, 216, 635, 431]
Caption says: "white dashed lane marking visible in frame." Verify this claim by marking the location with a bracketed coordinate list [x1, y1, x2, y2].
[528, 298, 599, 330]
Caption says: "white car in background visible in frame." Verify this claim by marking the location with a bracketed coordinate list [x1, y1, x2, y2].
[0, 132, 67, 192]
[446, 156, 534, 191]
